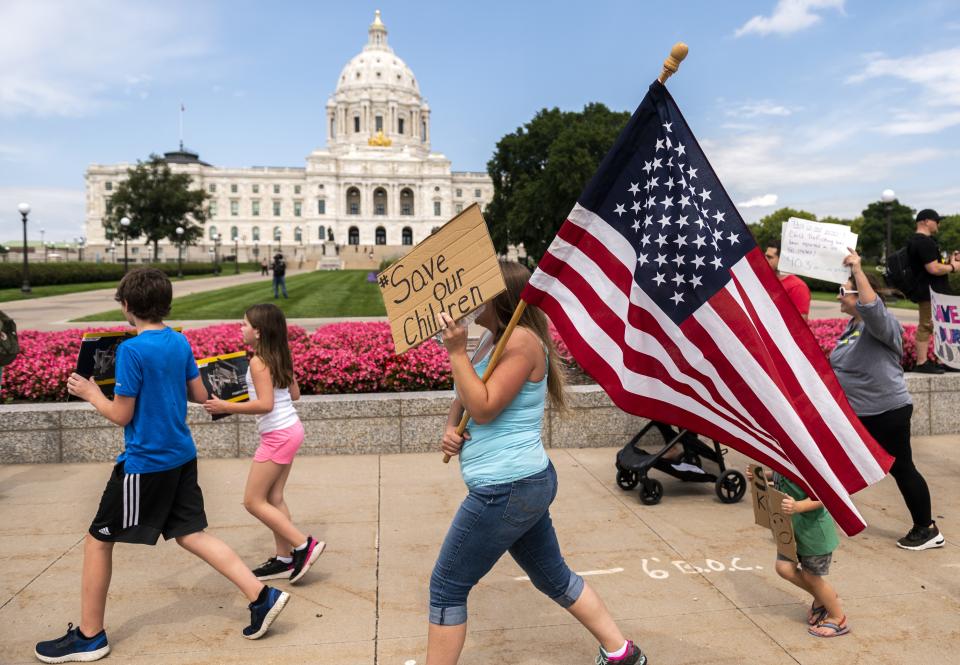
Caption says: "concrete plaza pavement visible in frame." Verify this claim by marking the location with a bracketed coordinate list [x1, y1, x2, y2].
[1, 437, 958, 664]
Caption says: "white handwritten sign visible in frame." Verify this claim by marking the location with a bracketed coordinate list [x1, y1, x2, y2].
[931, 289, 960, 370]
[779, 217, 857, 285]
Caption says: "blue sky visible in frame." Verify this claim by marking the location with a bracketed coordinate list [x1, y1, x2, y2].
[2, 0, 959, 242]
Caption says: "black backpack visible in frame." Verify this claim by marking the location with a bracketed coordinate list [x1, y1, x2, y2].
[884, 247, 920, 302]
[0, 310, 19, 367]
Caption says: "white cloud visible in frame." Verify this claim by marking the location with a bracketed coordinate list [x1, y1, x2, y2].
[848, 48, 960, 135]
[701, 132, 945, 192]
[0, 1, 211, 117]
[735, 0, 845, 38]
[726, 101, 793, 118]
[739, 194, 779, 208]
[0, 187, 85, 242]
[849, 48, 960, 105]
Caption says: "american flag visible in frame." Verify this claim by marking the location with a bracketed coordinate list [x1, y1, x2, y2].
[522, 82, 893, 536]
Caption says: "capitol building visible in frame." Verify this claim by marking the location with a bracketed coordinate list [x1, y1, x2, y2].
[83, 11, 493, 268]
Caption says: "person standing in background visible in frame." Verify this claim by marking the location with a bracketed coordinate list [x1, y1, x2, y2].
[906, 209, 960, 373]
[765, 241, 811, 320]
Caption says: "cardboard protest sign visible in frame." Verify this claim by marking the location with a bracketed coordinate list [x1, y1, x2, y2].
[779, 218, 858, 284]
[197, 351, 250, 420]
[931, 289, 960, 370]
[74, 328, 185, 398]
[377, 203, 506, 353]
[750, 464, 798, 562]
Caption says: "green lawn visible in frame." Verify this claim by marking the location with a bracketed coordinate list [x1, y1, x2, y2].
[74, 270, 387, 321]
[810, 290, 918, 310]
[0, 265, 259, 303]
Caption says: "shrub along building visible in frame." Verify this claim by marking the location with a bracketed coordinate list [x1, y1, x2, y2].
[82, 11, 492, 269]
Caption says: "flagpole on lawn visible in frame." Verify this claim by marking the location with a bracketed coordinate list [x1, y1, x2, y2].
[443, 42, 688, 464]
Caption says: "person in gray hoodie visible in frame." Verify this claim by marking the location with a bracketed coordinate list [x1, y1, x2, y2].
[832, 249, 943, 551]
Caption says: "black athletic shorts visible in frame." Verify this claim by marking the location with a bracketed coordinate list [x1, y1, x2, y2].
[89, 458, 208, 545]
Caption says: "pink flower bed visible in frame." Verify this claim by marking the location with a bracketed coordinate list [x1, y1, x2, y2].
[0, 319, 935, 403]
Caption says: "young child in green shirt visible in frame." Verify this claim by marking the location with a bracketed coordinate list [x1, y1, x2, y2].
[747, 466, 848, 637]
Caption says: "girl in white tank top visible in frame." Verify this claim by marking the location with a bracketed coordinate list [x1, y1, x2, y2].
[204, 304, 324, 584]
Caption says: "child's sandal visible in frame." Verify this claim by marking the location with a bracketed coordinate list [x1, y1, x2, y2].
[807, 602, 827, 626]
[808, 616, 850, 638]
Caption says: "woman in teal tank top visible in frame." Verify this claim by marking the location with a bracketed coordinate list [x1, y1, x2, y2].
[426, 262, 648, 665]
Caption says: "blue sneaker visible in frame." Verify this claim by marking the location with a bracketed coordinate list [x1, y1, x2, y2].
[35, 623, 110, 663]
[242, 586, 290, 640]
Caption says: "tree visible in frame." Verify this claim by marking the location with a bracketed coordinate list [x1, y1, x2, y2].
[858, 199, 914, 263]
[485, 103, 631, 262]
[748, 207, 816, 250]
[938, 214, 960, 255]
[105, 155, 208, 261]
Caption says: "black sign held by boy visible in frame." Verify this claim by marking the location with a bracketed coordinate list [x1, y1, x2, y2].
[74, 330, 137, 398]
[197, 351, 250, 420]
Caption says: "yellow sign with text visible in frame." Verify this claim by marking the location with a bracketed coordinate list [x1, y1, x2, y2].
[378, 203, 505, 354]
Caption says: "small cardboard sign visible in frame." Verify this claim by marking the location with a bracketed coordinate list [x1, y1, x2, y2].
[779, 217, 858, 285]
[197, 351, 250, 420]
[931, 289, 960, 370]
[377, 203, 506, 353]
[750, 464, 798, 563]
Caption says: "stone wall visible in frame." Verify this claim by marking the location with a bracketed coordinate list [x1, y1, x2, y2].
[2, 377, 957, 465]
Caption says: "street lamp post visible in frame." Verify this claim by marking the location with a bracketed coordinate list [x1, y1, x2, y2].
[213, 233, 221, 275]
[234, 235, 240, 274]
[176, 226, 185, 278]
[881, 189, 896, 265]
[120, 216, 131, 273]
[78, 237, 86, 262]
[18, 202, 31, 293]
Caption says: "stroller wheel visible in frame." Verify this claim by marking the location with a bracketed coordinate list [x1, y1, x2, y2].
[639, 478, 663, 505]
[616, 469, 640, 490]
[716, 469, 747, 504]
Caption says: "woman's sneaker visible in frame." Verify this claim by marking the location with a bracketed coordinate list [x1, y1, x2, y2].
[897, 523, 945, 550]
[35, 623, 110, 663]
[242, 586, 290, 640]
[289, 536, 325, 584]
[252, 556, 293, 581]
[596, 640, 647, 665]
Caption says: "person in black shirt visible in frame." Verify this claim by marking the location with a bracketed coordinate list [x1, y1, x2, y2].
[271, 254, 288, 299]
[906, 209, 960, 373]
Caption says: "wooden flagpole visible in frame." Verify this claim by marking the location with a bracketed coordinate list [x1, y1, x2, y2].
[443, 43, 688, 463]
[658, 42, 689, 85]
[442, 300, 527, 463]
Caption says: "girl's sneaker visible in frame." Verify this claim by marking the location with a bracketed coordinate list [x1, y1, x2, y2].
[289, 536, 325, 584]
[35, 623, 110, 663]
[252, 556, 293, 580]
[596, 640, 647, 665]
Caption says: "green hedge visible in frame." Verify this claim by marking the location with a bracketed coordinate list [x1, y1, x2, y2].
[0, 261, 258, 288]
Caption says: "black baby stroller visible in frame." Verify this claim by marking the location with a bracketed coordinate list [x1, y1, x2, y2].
[615, 421, 747, 505]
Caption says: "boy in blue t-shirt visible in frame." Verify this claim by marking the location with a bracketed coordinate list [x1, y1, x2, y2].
[35, 268, 289, 664]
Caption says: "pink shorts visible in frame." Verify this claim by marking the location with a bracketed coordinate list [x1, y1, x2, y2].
[254, 421, 305, 465]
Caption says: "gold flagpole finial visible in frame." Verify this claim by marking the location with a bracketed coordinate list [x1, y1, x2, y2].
[658, 42, 689, 85]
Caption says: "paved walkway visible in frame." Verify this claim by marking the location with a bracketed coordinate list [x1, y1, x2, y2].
[3, 271, 918, 332]
[2, 270, 307, 331]
[2, 438, 958, 664]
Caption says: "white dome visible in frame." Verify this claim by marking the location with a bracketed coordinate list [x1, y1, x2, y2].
[325, 11, 431, 152]
[333, 11, 420, 101]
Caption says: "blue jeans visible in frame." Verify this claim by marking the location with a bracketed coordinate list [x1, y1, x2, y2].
[429, 461, 583, 625]
[272, 275, 287, 298]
